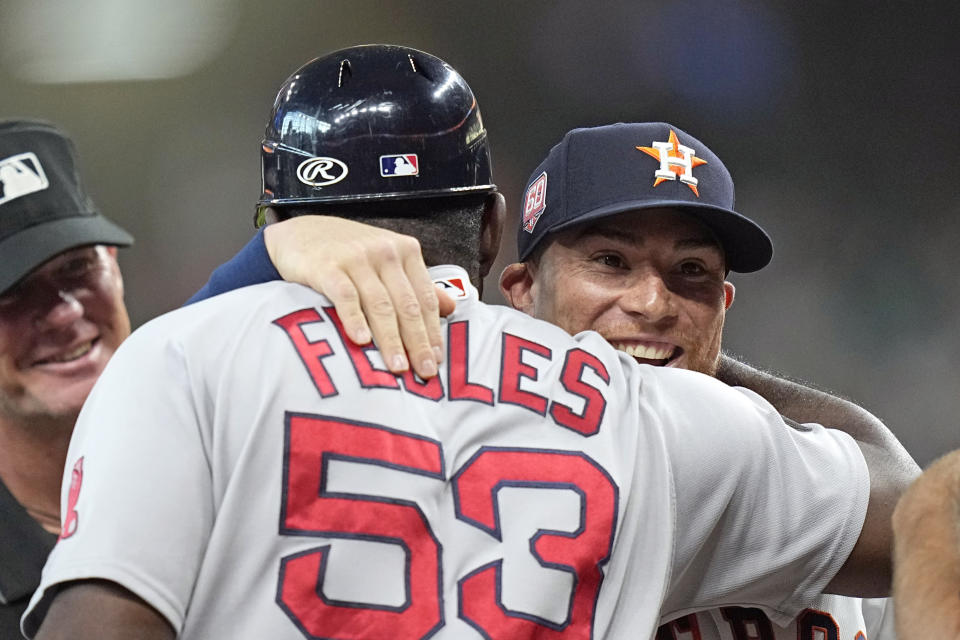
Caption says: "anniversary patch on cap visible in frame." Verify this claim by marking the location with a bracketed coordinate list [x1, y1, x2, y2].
[522, 171, 547, 232]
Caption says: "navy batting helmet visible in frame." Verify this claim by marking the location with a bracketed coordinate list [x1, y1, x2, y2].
[257, 44, 495, 225]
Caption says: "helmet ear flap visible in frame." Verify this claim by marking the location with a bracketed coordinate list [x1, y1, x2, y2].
[256, 44, 495, 212]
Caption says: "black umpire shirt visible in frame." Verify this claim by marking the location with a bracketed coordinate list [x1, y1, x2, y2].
[0, 479, 56, 638]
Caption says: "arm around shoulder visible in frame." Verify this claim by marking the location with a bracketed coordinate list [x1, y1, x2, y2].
[717, 353, 920, 596]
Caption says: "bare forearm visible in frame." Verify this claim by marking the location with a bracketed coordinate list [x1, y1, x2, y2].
[892, 449, 960, 640]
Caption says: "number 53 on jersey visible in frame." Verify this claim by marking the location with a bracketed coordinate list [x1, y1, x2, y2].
[275, 412, 619, 640]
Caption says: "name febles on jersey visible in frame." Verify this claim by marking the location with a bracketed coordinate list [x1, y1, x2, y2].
[274, 305, 609, 434]
[274, 304, 880, 640]
[271, 302, 617, 639]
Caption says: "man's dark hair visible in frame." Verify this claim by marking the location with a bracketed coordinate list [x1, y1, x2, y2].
[276, 194, 489, 288]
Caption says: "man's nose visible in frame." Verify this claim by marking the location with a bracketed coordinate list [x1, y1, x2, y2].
[620, 270, 677, 322]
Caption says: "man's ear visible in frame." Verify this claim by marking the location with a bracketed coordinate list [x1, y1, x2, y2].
[724, 281, 735, 309]
[479, 192, 506, 279]
[499, 262, 536, 314]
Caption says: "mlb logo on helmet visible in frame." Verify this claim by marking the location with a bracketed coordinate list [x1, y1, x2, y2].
[380, 154, 419, 177]
[522, 171, 548, 232]
[0, 151, 49, 206]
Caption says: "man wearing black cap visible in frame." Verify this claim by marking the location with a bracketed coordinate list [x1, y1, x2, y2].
[0, 119, 133, 634]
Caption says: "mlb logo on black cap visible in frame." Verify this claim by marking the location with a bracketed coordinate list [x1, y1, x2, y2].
[380, 154, 419, 177]
[0, 152, 49, 206]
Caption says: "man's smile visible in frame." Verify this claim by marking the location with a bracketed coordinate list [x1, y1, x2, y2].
[610, 339, 682, 366]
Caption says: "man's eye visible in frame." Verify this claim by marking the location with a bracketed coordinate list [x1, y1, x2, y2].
[61, 257, 95, 277]
[594, 254, 625, 268]
[678, 261, 706, 276]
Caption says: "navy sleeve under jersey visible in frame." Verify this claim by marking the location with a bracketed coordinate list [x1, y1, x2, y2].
[184, 229, 282, 305]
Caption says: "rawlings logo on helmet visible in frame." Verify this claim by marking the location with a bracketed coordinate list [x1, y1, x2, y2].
[296, 156, 349, 187]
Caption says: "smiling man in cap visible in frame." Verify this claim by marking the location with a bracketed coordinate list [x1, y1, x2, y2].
[0, 119, 132, 634]
[500, 122, 772, 376]
[500, 122, 908, 639]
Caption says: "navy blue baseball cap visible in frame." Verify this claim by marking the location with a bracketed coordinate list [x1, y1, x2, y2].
[0, 119, 133, 294]
[517, 122, 772, 273]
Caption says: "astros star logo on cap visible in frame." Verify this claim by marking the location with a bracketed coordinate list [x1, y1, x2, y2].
[636, 130, 707, 197]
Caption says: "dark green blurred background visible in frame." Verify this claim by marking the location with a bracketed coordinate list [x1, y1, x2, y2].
[1, 0, 956, 465]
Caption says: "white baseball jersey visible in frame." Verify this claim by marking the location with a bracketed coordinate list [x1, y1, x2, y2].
[23, 265, 870, 640]
[656, 596, 894, 640]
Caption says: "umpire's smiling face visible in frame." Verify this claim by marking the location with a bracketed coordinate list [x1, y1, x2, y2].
[0, 245, 130, 424]
[501, 208, 735, 376]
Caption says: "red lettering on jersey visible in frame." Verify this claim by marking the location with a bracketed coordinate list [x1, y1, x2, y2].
[59, 457, 84, 540]
[720, 607, 775, 640]
[550, 348, 610, 436]
[278, 414, 444, 638]
[400, 368, 444, 401]
[797, 609, 839, 640]
[324, 307, 399, 390]
[447, 321, 494, 405]
[854, 632, 867, 640]
[499, 333, 550, 415]
[657, 614, 703, 640]
[273, 308, 338, 397]
[455, 447, 617, 639]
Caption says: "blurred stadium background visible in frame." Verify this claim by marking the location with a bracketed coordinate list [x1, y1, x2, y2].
[1, 0, 956, 465]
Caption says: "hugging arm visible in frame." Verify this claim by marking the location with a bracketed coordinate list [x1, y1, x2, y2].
[187, 216, 454, 379]
[716, 353, 920, 596]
